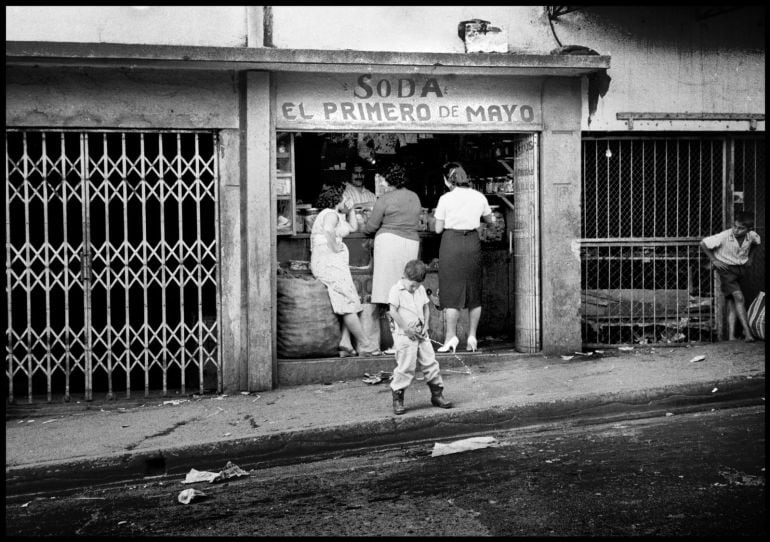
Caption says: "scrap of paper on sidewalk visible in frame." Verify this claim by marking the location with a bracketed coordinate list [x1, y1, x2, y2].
[362, 371, 392, 385]
[182, 468, 220, 484]
[182, 461, 250, 484]
[431, 436, 498, 457]
[177, 488, 207, 504]
[215, 461, 249, 481]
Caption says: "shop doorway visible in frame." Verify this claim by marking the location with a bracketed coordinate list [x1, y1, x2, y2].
[276, 131, 540, 355]
[5, 129, 221, 403]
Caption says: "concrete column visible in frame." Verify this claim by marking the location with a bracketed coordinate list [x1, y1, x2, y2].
[539, 77, 583, 354]
[217, 129, 246, 392]
[243, 71, 275, 390]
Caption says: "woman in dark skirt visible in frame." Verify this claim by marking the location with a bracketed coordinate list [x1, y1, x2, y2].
[433, 162, 496, 353]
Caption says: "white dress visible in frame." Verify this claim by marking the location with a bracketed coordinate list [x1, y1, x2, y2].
[309, 208, 363, 315]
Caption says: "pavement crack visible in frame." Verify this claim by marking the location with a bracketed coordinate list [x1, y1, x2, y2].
[124, 417, 201, 450]
[244, 414, 261, 429]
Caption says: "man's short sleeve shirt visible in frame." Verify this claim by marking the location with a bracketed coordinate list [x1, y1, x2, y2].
[702, 229, 761, 265]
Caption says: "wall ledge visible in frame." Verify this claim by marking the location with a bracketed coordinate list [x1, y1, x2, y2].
[7, 41, 610, 77]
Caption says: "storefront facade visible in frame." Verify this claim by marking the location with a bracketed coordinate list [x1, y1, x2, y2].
[8, 6, 762, 402]
[6, 42, 608, 399]
[250, 55, 607, 390]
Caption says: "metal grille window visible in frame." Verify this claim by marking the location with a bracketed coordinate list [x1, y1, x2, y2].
[732, 137, 766, 305]
[581, 137, 726, 346]
[6, 129, 221, 403]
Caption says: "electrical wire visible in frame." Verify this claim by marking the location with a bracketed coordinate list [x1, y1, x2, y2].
[547, 7, 564, 48]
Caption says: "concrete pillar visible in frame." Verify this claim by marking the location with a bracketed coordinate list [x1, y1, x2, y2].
[244, 70, 276, 390]
[218, 129, 246, 392]
[539, 77, 583, 354]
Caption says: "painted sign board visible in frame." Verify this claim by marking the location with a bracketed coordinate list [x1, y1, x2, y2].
[275, 72, 543, 131]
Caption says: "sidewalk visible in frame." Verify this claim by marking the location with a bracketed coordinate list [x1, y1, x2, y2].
[5, 341, 765, 495]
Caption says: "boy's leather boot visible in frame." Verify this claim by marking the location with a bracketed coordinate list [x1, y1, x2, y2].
[428, 382, 453, 408]
[392, 388, 406, 415]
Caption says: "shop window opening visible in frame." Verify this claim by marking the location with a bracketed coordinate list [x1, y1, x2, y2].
[275, 131, 541, 357]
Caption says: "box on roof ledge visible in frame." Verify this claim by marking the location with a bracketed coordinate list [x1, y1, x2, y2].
[459, 19, 509, 54]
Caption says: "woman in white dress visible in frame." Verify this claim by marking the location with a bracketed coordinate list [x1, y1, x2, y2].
[310, 184, 381, 357]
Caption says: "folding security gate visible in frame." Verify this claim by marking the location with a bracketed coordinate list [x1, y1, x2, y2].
[580, 135, 765, 346]
[6, 129, 221, 403]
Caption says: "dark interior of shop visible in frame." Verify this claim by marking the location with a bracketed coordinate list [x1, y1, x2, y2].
[278, 131, 537, 356]
[292, 131, 526, 210]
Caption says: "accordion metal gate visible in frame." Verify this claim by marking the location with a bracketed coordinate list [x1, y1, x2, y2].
[6, 129, 221, 403]
[580, 135, 765, 346]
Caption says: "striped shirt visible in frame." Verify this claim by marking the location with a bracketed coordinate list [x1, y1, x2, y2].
[342, 183, 376, 206]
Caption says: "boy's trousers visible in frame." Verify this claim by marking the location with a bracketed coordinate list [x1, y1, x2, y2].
[390, 334, 443, 391]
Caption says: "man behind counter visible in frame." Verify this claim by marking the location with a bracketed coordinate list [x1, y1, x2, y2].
[342, 165, 376, 208]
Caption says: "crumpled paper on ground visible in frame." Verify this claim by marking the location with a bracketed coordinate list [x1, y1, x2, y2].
[362, 371, 392, 385]
[431, 436, 498, 457]
[177, 488, 207, 504]
[183, 468, 220, 483]
[182, 461, 250, 484]
[217, 461, 249, 481]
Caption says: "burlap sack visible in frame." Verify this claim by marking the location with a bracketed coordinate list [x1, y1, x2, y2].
[277, 273, 341, 358]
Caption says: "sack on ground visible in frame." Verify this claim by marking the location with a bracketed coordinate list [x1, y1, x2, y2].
[277, 273, 341, 358]
[747, 291, 765, 340]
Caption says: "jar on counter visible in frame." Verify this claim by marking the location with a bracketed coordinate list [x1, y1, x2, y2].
[303, 208, 320, 233]
[354, 207, 367, 231]
[482, 205, 506, 243]
[296, 204, 311, 233]
[418, 207, 429, 231]
[426, 209, 437, 232]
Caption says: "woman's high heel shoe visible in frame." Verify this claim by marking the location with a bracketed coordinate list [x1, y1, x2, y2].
[437, 336, 459, 353]
[466, 336, 478, 352]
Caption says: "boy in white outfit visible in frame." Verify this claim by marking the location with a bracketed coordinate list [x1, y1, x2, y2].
[388, 259, 453, 415]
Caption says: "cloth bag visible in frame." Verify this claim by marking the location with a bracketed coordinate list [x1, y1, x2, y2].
[747, 291, 765, 340]
[277, 272, 341, 358]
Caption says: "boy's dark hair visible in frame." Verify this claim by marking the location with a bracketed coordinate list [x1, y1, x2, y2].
[735, 211, 755, 229]
[403, 259, 427, 282]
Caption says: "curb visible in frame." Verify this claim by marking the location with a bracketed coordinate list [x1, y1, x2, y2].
[6, 376, 764, 496]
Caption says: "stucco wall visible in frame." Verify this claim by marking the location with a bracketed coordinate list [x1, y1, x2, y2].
[553, 6, 765, 131]
[7, 6, 764, 133]
[271, 6, 540, 54]
[5, 67, 240, 129]
[5, 5, 251, 47]
[271, 5, 764, 132]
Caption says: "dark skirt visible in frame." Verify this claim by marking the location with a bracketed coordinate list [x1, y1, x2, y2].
[438, 229, 482, 309]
